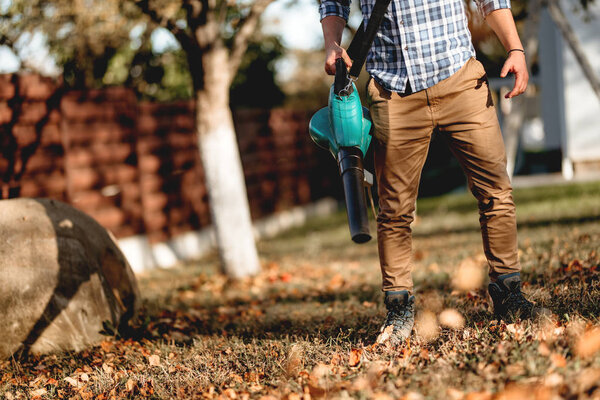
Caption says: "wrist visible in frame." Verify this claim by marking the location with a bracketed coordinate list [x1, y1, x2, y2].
[507, 48, 525, 56]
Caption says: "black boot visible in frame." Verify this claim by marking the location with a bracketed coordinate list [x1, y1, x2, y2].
[488, 272, 549, 322]
[378, 290, 415, 344]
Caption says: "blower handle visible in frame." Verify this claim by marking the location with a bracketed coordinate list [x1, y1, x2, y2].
[338, 147, 371, 243]
[334, 58, 353, 96]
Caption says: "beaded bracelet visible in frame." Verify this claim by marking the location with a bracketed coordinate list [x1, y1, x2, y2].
[507, 49, 525, 56]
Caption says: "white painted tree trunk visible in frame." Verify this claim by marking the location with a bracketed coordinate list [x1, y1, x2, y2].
[195, 47, 260, 278]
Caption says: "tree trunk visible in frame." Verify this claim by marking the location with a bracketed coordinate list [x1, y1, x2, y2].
[195, 46, 260, 278]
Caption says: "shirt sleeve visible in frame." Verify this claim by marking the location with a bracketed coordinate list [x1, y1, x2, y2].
[473, 0, 511, 18]
[319, 0, 351, 22]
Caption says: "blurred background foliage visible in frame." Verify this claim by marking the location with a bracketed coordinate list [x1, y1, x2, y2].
[0, 0, 285, 106]
[0, 0, 596, 108]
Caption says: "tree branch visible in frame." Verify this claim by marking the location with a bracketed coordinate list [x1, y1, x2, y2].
[228, 0, 275, 82]
[546, 0, 600, 101]
[133, 0, 192, 49]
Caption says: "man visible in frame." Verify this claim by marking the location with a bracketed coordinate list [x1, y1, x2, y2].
[319, 0, 547, 343]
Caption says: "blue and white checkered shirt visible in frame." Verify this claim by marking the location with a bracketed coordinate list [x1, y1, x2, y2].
[319, 0, 511, 93]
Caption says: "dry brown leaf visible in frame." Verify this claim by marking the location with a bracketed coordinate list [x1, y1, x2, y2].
[549, 353, 567, 368]
[100, 340, 112, 353]
[30, 388, 47, 397]
[64, 376, 83, 388]
[416, 311, 439, 342]
[102, 363, 114, 374]
[125, 379, 136, 392]
[401, 392, 424, 400]
[285, 344, 303, 377]
[505, 363, 526, 376]
[223, 388, 237, 399]
[577, 368, 600, 394]
[148, 354, 161, 366]
[372, 392, 394, 400]
[446, 388, 464, 400]
[575, 327, 600, 358]
[327, 274, 344, 291]
[495, 383, 554, 400]
[367, 361, 388, 388]
[452, 257, 485, 291]
[543, 373, 564, 387]
[464, 391, 492, 400]
[348, 348, 363, 367]
[439, 309, 465, 330]
[538, 342, 550, 356]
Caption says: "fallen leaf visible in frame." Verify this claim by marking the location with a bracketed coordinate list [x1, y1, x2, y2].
[148, 354, 161, 366]
[416, 311, 439, 342]
[348, 348, 363, 367]
[367, 361, 388, 388]
[439, 309, 465, 330]
[30, 388, 47, 397]
[327, 274, 344, 290]
[575, 328, 600, 358]
[102, 363, 113, 374]
[543, 373, 564, 387]
[285, 344, 303, 377]
[550, 353, 567, 368]
[100, 340, 112, 353]
[577, 368, 600, 394]
[464, 391, 492, 400]
[446, 388, 464, 400]
[372, 392, 394, 400]
[452, 258, 484, 291]
[125, 379, 136, 392]
[538, 342, 550, 356]
[505, 363, 526, 376]
[64, 377, 83, 388]
[401, 392, 424, 400]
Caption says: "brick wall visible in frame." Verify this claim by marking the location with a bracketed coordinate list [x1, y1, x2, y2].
[0, 74, 338, 242]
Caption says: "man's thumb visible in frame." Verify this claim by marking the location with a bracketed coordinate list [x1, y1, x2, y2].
[500, 62, 510, 78]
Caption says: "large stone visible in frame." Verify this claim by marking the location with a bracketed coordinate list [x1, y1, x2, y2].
[0, 198, 140, 358]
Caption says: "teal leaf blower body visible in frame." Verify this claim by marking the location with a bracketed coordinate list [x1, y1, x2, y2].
[309, 59, 373, 243]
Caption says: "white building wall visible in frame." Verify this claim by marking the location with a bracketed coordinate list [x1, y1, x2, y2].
[560, 0, 600, 164]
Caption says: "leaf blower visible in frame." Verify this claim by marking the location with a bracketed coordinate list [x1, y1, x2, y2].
[308, 0, 392, 243]
[308, 59, 373, 243]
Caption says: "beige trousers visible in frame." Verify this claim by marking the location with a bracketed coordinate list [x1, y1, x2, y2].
[367, 58, 520, 292]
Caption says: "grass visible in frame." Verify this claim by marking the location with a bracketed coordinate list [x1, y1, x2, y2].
[2, 181, 600, 399]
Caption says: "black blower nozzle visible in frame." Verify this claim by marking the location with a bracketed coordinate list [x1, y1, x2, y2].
[338, 147, 371, 243]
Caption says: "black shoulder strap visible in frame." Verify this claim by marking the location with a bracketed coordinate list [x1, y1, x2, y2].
[346, 0, 393, 78]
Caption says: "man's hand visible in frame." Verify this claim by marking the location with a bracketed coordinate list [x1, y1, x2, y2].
[324, 42, 353, 75]
[501, 51, 528, 98]
[483, 8, 529, 98]
[321, 15, 352, 75]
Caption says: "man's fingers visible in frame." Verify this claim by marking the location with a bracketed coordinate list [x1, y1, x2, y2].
[500, 61, 511, 78]
[342, 53, 353, 69]
[324, 48, 352, 75]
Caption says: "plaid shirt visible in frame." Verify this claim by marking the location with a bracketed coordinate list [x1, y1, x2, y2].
[319, 0, 511, 93]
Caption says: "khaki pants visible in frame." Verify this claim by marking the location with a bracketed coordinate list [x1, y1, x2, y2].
[367, 58, 520, 292]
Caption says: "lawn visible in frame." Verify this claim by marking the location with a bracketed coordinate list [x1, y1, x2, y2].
[2, 181, 600, 399]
